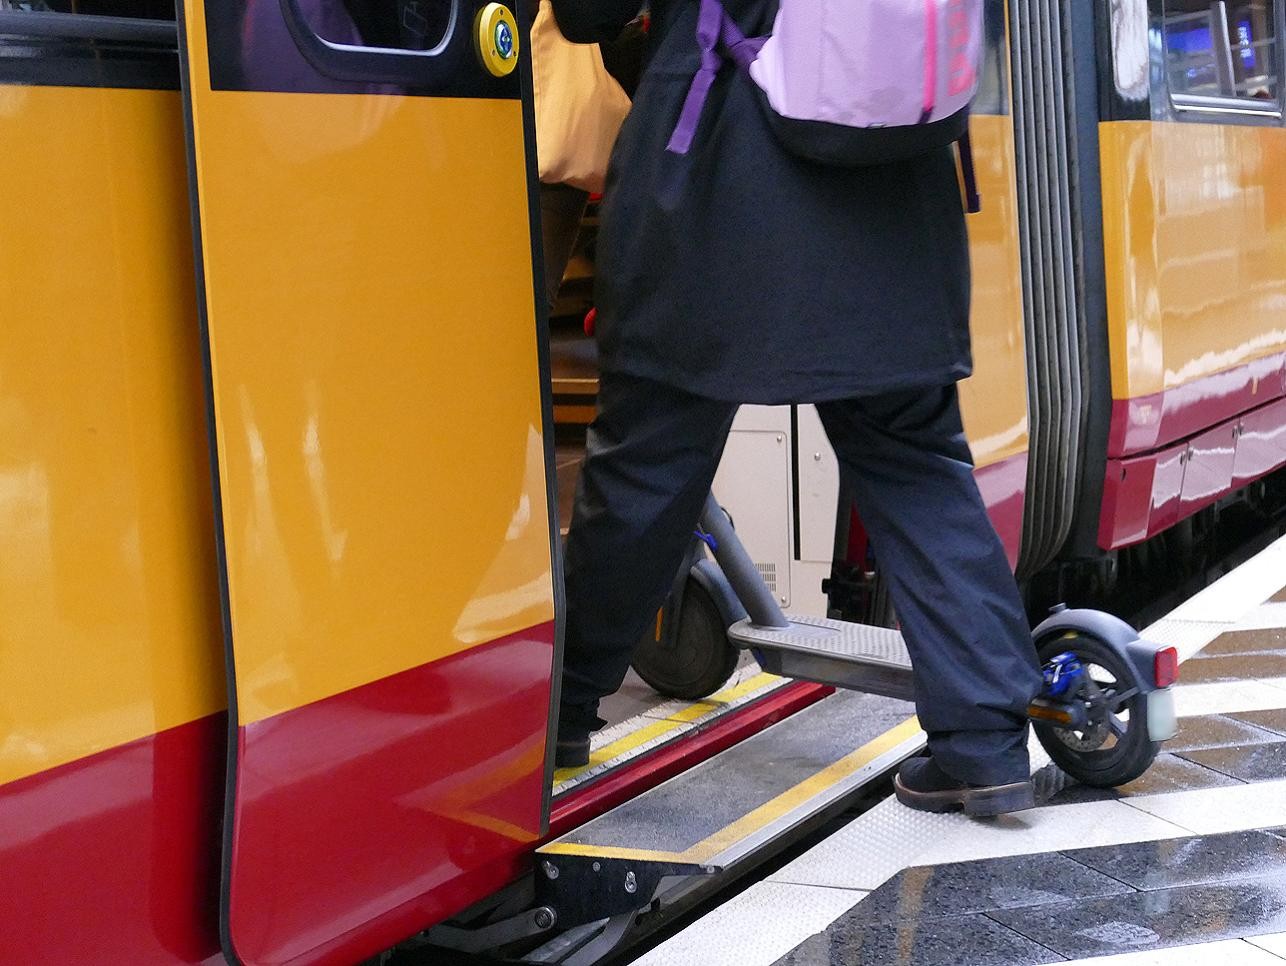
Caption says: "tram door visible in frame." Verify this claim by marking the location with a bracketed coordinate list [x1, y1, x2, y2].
[175, 1, 559, 962]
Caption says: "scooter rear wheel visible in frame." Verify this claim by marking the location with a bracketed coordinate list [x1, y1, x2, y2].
[1032, 632, 1160, 788]
[632, 578, 738, 701]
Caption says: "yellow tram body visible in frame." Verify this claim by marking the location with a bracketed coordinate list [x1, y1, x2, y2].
[1, 1, 1284, 963]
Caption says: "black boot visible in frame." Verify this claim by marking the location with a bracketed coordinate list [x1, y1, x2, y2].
[553, 705, 605, 769]
[894, 756, 1035, 817]
[555, 731, 591, 769]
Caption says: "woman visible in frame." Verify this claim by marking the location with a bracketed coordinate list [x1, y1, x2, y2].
[551, 0, 1042, 817]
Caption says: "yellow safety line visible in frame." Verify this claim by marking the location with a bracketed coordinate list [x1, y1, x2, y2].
[682, 716, 922, 863]
[553, 672, 782, 784]
[665, 672, 784, 724]
[542, 715, 924, 865]
[553, 717, 686, 785]
[540, 842, 693, 863]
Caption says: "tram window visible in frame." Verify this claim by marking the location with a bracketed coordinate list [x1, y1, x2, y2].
[296, 0, 454, 51]
[1161, 0, 1282, 111]
[0, 0, 174, 19]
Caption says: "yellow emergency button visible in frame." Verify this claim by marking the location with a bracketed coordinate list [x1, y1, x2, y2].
[476, 2, 520, 77]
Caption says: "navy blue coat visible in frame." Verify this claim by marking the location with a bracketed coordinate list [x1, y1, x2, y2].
[551, 0, 973, 403]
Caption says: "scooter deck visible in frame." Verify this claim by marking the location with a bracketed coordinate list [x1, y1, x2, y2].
[728, 616, 916, 700]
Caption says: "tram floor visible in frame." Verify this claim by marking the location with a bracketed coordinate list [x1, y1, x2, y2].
[625, 534, 1286, 966]
[554, 441, 583, 538]
[599, 667, 694, 728]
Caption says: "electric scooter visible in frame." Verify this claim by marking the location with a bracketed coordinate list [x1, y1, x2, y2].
[633, 494, 1179, 788]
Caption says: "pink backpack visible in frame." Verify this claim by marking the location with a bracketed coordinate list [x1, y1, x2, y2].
[668, 0, 984, 209]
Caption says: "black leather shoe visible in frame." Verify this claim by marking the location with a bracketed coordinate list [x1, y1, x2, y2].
[554, 732, 591, 769]
[554, 704, 605, 769]
[894, 756, 1035, 817]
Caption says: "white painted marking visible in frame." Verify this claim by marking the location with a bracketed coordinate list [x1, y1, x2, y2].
[1162, 537, 1286, 624]
[1122, 779, 1286, 835]
[1061, 938, 1286, 965]
[1247, 932, 1286, 959]
[1171, 679, 1286, 718]
[632, 882, 864, 966]
[1233, 603, 1286, 632]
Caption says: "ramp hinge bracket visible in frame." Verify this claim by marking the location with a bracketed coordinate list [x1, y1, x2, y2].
[420, 905, 558, 955]
[536, 854, 714, 929]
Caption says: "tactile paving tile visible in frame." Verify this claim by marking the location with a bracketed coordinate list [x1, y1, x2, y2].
[632, 881, 863, 966]
[1142, 619, 1234, 662]
[1166, 537, 1286, 623]
[767, 795, 1187, 892]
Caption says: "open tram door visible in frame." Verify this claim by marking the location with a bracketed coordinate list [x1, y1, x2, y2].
[175, 1, 561, 962]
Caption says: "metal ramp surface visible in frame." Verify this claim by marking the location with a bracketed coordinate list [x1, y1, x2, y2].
[729, 616, 915, 700]
[531, 690, 925, 960]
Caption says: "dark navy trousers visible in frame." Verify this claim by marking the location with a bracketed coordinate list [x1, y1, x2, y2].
[560, 372, 1042, 786]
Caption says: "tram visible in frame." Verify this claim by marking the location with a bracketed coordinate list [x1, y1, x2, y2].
[0, 0, 1283, 964]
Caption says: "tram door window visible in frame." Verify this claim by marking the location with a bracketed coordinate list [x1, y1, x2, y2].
[0, 0, 173, 16]
[307, 0, 453, 51]
[1162, 0, 1283, 109]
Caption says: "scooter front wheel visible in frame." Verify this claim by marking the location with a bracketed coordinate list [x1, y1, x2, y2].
[1032, 632, 1160, 788]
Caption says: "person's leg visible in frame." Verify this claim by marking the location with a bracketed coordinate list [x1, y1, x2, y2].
[816, 386, 1041, 792]
[559, 371, 738, 761]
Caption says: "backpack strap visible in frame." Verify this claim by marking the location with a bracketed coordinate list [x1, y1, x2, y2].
[666, 0, 764, 156]
[957, 129, 981, 214]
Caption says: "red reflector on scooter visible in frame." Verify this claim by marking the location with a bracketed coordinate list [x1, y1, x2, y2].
[1154, 646, 1179, 688]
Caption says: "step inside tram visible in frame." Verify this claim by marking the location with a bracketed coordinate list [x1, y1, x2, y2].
[1, 0, 1285, 964]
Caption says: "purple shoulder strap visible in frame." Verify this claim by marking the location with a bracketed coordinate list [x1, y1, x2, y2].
[666, 0, 764, 155]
